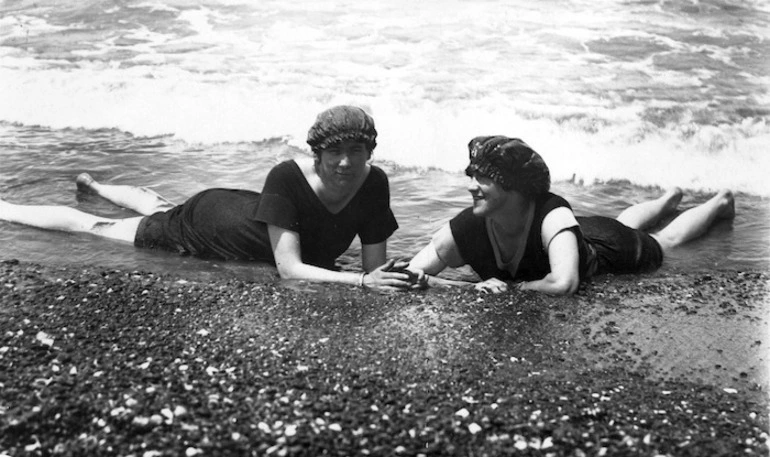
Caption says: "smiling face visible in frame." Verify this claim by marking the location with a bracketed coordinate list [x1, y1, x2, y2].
[315, 140, 371, 191]
[467, 173, 527, 217]
[468, 174, 508, 217]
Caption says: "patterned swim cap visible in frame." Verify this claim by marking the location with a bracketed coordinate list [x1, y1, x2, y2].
[465, 136, 550, 197]
[306, 106, 377, 154]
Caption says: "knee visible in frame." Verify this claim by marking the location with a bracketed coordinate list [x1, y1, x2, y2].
[650, 233, 676, 251]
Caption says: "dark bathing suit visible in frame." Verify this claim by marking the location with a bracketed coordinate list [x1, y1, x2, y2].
[134, 160, 398, 270]
[449, 192, 663, 281]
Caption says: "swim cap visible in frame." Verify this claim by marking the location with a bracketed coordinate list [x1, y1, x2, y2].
[306, 106, 377, 154]
[465, 136, 550, 197]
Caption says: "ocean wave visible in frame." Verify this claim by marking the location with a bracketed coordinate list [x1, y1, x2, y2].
[1, 0, 767, 195]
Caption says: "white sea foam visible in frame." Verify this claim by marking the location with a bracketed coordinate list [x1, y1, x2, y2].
[0, 0, 767, 195]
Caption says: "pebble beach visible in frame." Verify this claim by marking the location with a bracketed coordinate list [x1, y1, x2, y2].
[0, 259, 767, 456]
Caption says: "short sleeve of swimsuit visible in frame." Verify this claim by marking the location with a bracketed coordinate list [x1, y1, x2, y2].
[256, 162, 301, 232]
[255, 161, 398, 269]
[354, 166, 399, 245]
[449, 193, 594, 281]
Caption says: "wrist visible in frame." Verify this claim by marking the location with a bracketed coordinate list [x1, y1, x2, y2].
[359, 272, 368, 288]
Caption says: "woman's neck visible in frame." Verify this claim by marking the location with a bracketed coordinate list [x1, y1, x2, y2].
[488, 198, 534, 235]
[297, 157, 369, 213]
[486, 199, 535, 271]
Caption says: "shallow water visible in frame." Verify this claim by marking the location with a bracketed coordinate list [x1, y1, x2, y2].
[0, 0, 768, 279]
[1, 122, 767, 281]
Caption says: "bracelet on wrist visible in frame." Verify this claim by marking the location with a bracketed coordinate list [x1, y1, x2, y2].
[359, 272, 367, 288]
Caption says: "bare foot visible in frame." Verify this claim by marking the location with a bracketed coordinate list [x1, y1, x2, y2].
[661, 187, 684, 215]
[715, 189, 735, 219]
[76, 173, 97, 193]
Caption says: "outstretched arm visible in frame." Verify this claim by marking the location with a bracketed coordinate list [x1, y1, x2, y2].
[267, 225, 412, 290]
[407, 224, 475, 288]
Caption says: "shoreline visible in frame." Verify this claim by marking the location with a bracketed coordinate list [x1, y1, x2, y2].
[1, 259, 767, 455]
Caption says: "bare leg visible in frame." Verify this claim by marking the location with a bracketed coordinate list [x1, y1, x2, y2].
[0, 198, 143, 243]
[651, 189, 735, 250]
[616, 187, 683, 230]
[77, 173, 176, 216]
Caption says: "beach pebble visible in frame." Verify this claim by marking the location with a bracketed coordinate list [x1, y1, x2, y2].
[35, 331, 54, 347]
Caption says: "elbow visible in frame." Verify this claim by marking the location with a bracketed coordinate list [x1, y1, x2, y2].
[550, 277, 580, 296]
[275, 262, 301, 280]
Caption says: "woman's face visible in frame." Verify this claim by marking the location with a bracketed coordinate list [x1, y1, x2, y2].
[467, 173, 523, 217]
[316, 140, 370, 190]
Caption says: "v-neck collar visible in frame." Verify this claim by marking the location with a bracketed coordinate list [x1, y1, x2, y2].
[486, 203, 536, 278]
[291, 159, 370, 216]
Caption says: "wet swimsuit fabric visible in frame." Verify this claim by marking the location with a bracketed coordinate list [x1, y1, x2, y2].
[577, 216, 663, 275]
[135, 160, 398, 269]
[134, 189, 271, 261]
[448, 192, 662, 281]
[255, 160, 398, 269]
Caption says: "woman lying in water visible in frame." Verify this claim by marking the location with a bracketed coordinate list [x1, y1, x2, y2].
[0, 105, 416, 291]
[407, 135, 735, 295]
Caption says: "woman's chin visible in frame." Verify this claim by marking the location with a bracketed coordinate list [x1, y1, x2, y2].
[471, 202, 488, 217]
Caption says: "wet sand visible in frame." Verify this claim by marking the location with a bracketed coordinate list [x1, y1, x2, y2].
[0, 259, 767, 456]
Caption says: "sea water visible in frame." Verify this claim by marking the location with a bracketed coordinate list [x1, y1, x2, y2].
[0, 0, 768, 281]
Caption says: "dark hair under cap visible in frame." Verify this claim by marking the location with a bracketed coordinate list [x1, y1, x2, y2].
[306, 105, 377, 154]
[465, 135, 550, 197]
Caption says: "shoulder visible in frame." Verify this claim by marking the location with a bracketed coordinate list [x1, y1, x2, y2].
[539, 195, 579, 249]
[269, 159, 302, 178]
[263, 160, 305, 192]
[542, 206, 578, 230]
[449, 207, 484, 238]
[536, 192, 572, 214]
[451, 206, 477, 223]
[356, 164, 392, 203]
[365, 164, 390, 187]
[537, 193, 576, 224]
[265, 159, 301, 181]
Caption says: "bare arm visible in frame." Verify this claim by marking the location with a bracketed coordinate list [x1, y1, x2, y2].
[361, 241, 387, 273]
[518, 230, 580, 295]
[518, 207, 581, 296]
[267, 225, 412, 289]
[407, 224, 475, 288]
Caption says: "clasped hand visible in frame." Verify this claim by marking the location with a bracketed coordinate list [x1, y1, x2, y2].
[473, 277, 509, 293]
[363, 259, 428, 291]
